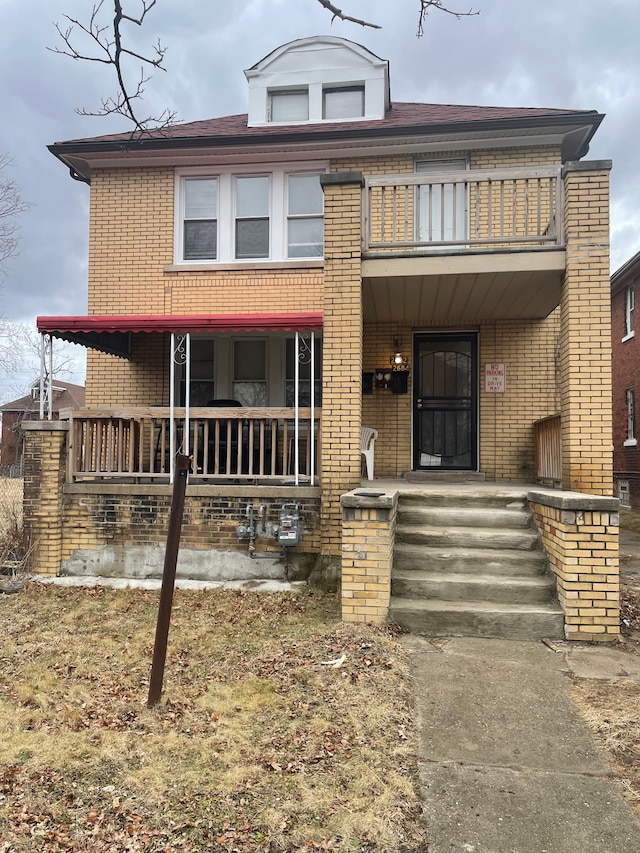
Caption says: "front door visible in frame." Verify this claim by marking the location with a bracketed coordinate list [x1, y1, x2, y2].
[413, 333, 478, 471]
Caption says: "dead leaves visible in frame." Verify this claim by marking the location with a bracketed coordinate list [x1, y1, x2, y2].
[0, 587, 425, 852]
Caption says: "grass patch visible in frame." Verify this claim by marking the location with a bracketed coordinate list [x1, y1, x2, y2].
[572, 574, 640, 819]
[573, 677, 640, 814]
[0, 583, 427, 851]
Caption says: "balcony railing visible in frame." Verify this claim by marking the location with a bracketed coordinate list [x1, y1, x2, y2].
[534, 413, 562, 485]
[65, 407, 321, 484]
[363, 166, 563, 253]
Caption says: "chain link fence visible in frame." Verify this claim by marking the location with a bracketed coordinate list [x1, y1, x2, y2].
[0, 474, 25, 590]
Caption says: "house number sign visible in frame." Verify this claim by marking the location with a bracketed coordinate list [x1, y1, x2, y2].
[485, 363, 506, 393]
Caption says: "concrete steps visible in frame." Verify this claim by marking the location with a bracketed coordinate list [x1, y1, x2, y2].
[389, 490, 564, 640]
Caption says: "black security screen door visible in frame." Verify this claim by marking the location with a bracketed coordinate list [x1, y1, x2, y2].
[413, 333, 478, 470]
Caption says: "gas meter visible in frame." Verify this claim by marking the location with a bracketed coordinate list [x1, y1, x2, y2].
[274, 503, 301, 547]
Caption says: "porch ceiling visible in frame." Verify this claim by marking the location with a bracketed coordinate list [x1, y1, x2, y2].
[362, 249, 566, 323]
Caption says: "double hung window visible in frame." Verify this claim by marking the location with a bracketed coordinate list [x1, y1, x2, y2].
[178, 169, 324, 263]
[233, 339, 267, 407]
[626, 388, 636, 445]
[416, 158, 468, 245]
[287, 174, 323, 258]
[235, 176, 270, 260]
[625, 286, 635, 339]
[183, 179, 218, 261]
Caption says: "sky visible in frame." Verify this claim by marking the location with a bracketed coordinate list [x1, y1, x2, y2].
[0, 0, 639, 401]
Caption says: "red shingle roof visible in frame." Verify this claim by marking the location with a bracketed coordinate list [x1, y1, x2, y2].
[54, 102, 599, 147]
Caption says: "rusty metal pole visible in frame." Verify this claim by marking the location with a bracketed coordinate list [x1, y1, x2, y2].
[147, 453, 191, 707]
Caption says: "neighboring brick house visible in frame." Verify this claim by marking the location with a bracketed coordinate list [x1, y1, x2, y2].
[612, 250, 640, 509]
[0, 381, 85, 470]
[24, 36, 618, 640]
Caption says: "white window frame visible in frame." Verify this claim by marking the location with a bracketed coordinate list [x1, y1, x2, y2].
[623, 285, 635, 341]
[286, 173, 324, 259]
[175, 164, 327, 265]
[624, 388, 637, 446]
[322, 85, 365, 120]
[268, 88, 309, 123]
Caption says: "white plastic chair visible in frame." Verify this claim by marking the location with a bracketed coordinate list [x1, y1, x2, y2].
[361, 427, 378, 480]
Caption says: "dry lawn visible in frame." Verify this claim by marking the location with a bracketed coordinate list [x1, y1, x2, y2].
[572, 554, 640, 819]
[0, 584, 426, 852]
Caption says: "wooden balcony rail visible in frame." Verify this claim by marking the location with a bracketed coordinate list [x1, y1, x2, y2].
[534, 413, 562, 485]
[65, 407, 321, 483]
[363, 166, 563, 253]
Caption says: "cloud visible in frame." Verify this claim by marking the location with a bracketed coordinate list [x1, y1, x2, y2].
[0, 0, 639, 400]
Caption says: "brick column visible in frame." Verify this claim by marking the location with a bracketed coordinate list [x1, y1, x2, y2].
[319, 172, 364, 557]
[560, 160, 613, 494]
[341, 490, 397, 623]
[22, 421, 68, 576]
[529, 490, 619, 641]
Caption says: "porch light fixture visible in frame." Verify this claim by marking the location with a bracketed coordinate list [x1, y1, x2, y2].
[390, 338, 409, 372]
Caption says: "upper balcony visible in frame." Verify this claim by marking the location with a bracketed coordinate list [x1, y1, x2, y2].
[361, 166, 566, 324]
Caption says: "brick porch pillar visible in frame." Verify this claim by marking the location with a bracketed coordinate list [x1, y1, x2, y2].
[560, 160, 613, 494]
[319, 172, 364, 558]
[22, 421, 68, 576]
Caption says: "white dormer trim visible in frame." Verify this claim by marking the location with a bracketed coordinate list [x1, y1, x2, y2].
[245, 36, 390, 127]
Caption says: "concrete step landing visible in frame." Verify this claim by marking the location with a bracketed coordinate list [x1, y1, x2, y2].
[391, 491, 563, 640]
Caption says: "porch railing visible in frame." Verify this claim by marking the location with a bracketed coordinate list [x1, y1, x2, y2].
[363, 166, 563, 253]
[534, 413, 562, 485]
[65, 407, 321, 483]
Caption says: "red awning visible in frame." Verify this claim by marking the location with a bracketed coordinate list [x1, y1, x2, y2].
[37, 312, 323, 357]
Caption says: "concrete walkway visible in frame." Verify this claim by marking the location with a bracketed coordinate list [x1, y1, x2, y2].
[404, 636, 640, 853]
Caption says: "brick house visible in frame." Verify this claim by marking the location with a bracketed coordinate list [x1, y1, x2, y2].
[0, 381, 84, 471]
[612, 250, 640, 509]
[25, 36, 619, 640]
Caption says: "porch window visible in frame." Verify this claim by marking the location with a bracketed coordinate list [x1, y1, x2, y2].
[285, 336, 322, 406]
[233, 339, 267, 406]
[181, 338, 215, 405]
[269, 89, 309, 122]
[183, 178, 218, 261]
[287, 174, 323, 258]
[624, 285, 635, 339]
[625, 388, 636, 446]
[323, 85, 365, 120]
[235, 176, 270, 260]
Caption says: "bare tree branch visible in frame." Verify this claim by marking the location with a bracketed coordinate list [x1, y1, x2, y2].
[417, 1, 479, 37]
[50, 0, 175, 134]
[52, 1, 479, 134]
[315, 0, 381, 30]
[0, 154, 30, 277]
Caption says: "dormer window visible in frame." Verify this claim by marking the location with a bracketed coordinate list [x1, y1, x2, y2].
[245, 37, 390, 127]
[323, 85, 365, 120]
[268, 89, 309, 123]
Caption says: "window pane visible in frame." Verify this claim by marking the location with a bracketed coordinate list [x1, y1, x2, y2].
[190, 339, 214, 380]
[233, 382, 267, 407]
[235, 219, 269, 259]
[289, 174, 323, 215]
[270, 91, 308, 122]
[185, 178, 217, 218]
[236, 176, 269, 217]
[184, 220, 217, 260]
[323, 86, 364, 120]
[234, 340, 266, 381]
[288, 218, 323, 258]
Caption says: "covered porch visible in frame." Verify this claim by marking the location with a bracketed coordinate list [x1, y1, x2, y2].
[36, 311, 323, 486]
